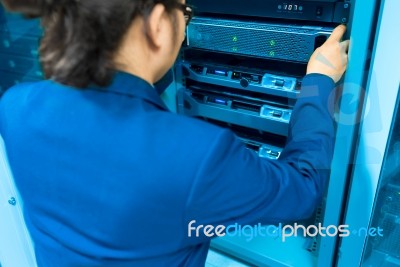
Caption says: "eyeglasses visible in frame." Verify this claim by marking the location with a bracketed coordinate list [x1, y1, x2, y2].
[174, 3, 194, 26]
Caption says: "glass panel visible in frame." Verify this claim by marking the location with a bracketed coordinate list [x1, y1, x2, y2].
[361, 87, 400, 266]
[0, 7, 43, 95]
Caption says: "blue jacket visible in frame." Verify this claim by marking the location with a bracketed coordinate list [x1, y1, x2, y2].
[0, 71, 335, 266]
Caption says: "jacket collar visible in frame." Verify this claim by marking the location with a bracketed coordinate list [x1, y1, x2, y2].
[90, 71, 169, 111]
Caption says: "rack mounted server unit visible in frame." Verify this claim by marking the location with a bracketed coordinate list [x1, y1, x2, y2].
[186, 17, 334, 63]
[188, 0, 351, 23]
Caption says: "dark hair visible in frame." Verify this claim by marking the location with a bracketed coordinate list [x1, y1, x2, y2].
[1, 0, 180, 88]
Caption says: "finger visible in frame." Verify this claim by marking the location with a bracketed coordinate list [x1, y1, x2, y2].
[327, 25, 347, 43]
[340, 40, 350, 53]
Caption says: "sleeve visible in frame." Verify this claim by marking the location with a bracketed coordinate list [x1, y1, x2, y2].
[183, 74, 336, 241]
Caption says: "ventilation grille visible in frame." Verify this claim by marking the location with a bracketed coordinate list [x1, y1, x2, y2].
[187, 19, 331, 62]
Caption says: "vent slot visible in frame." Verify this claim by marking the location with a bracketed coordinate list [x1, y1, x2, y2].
[191, 91, 206, 102]
[245, 142, 261, 152]
[232, 100, 261, 113]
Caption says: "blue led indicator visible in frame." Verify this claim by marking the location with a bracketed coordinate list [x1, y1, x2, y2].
[215, 70, 226, 76]
[215, 99, 227, 105]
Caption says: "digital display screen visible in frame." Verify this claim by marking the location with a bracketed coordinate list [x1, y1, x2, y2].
[278, 3, 303, 11]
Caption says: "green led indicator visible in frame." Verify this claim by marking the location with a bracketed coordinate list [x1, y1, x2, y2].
[270, 40, 276, 46]
[232, 47, 238, 52]
[269, 51, 275, 57]
[233, 36, 238, 42]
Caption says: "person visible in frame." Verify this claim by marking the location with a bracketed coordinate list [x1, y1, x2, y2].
[0, 0, 349, 266]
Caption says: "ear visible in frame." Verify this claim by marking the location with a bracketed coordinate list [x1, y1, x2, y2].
[144, 3, 167, 49]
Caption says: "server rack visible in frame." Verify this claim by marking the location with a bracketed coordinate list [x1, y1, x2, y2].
[0, 9, 43, 94]
[174, 0, 382, 266]
[337, 0, 400, 266]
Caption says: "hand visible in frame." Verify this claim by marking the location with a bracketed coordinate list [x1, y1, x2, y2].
[307, 25, 350, 83]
